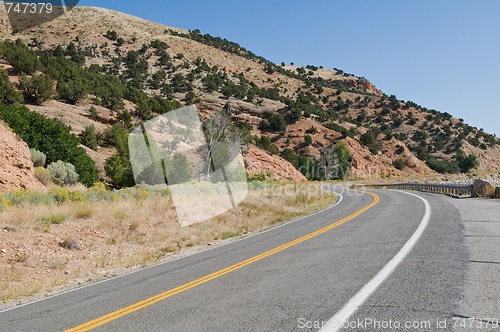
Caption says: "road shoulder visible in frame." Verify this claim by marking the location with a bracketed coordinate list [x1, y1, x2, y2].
[442, 196, 500, 329]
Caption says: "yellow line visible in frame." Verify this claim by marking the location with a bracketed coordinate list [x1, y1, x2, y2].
[66, 193, 379, 332]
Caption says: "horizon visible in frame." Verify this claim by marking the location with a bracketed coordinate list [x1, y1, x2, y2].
[75, 1, 499, 137]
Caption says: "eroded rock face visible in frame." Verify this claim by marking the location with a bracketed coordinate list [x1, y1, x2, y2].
[244, 145, 307, 182]
[471, 179, 495, 198]
[0, 123, 45, 192]
[495, 187, 500, 199]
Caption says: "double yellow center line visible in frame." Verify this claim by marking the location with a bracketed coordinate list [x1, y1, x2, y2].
[67, 193, 379, 331]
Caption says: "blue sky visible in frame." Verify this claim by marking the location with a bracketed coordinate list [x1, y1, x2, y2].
[77, 0, 499, 136]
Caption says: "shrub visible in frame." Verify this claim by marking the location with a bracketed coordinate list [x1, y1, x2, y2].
[268, 113, 286, 131]
[18, 74, 54, 105]
[165, 153, 192, 185]
[35, 167, 52, 186]
[47, 161, 79, 185]
[38, 213, 67, 225]
[395, 145, 405, 155]
[255, 136, 279, 155]
[305, 126, 318, 134]
[105, 131, 135, 188]
[94, 75, 126, 110]
[0, 195, 12, 211]
[247, 172, 267, 182]
[426, 158, 460, 174]
[456, 153, 479, 173]
[30, 148, 46, 167]
[0, 105, 99, 186]
[68, 190, 85, 202]
[280, 148, 299, 168]
[105, 30, 118, 41]
[360, 129, 380, 154]
[89, 106, 98, 120]
[0, 70, 23, 104]
[259, 112, 287, 132]
[80, 124, 102, 150]
[0, 40, 41, 74]
[393, 158, 406, 170]
[305, 135, 313, 145]
[57, 78, 88, 104]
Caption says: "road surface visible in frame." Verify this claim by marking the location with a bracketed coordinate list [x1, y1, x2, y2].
[1, 188, 497, 331]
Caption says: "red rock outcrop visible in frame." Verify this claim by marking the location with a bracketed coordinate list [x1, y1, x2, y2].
[245, 145, 307, 182]
[0, 123, 45, 192]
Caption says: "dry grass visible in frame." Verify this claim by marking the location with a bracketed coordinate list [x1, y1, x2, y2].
[0, 183, 335, 305]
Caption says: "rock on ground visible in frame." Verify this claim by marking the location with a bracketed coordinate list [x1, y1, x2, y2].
[471, 179, 495, 198]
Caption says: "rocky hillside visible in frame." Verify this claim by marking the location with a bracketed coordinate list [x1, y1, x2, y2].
[0, 6, 498, 187]
[0, 122, 45, 191]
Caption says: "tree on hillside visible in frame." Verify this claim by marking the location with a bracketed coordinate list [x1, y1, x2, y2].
[360, 129, 381, 154]
[0, 70, 22, 104]
[456, 152, 479, 173]
[18, 74, 54, 105]
[318, 142, 352, 180]
[80, 124, 102, 150]
[105, 130, 135, 188]
[0, 40, 41, 75]
[201, 107, 241, 180]
[165, 153, 192, 184]
[57, 78, 88, 104]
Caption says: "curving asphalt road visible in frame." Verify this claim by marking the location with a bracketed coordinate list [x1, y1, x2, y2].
[0, 188, 494, 331]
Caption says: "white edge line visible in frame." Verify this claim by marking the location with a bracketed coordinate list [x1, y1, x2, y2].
[319, 190, 431, 332]
[0, 189, 345, 314]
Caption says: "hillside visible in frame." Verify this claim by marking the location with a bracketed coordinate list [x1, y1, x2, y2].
[0, 6, 499, 187]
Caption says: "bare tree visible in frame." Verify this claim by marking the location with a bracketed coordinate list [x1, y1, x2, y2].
[201, 104, 241, 180]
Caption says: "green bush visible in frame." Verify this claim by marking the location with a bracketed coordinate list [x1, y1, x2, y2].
[360, 129, 381, 154]
[35, 167, 52, 186]
[30, 148, 46, 167]
[393, 158, 406, 170]
[305, 135, 313, 145]
[247, 172, 267, 182]
[165, 153, 192, 185]
[18, 74, 54, 105]
[80, 124, 102, 150]
[37, 213, 67, 225]
[395, 145, 405, 155]
[426, 158, 460, 174]
[105, 30, 118, 41]
[105, 130, 135, 188]
[305, 126, 318, 134]
[0, 70, 23, 104]
[456, 152, 479, 173]
[47, 161, 79, 185]
[0, 105, 99, 186]
[89, 106, 99, 120]
[255, 136, 279, 155]
[57, 78, 88, 104]
[280, 148, 299, 168]
[259, 112, 286, 131]
[0, 39, 41, 74]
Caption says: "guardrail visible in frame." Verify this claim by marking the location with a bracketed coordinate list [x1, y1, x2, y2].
[361, 183, 473, 197]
